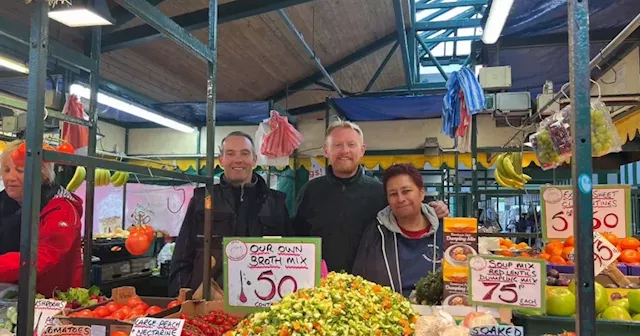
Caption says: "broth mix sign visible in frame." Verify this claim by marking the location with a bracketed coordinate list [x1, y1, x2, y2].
[541, 185, 631, 241]
[223, 237, 321, 313]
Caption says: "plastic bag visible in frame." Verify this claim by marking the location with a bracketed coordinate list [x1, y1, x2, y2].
[255, 122, 290, 167]
[156, 242, 175, 269]
[591, 99, 622, 157]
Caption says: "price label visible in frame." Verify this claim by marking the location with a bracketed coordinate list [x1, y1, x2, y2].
[470, 326, 524, 336]
[308, 158, 325, 180]
[468, 256, 545, 311]
[593, 232, 621, 276]
[223, 237, 321, 313]
[40, 325, 91, 336]
[541, 185, 631, 241]
[129, 318, 185, 336]
[34, 299, 67, 336]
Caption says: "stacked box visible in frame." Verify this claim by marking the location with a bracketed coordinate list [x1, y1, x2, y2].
[442, 218, 478, 307]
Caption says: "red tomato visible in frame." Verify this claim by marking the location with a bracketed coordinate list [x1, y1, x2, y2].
[118, 306, 132, 317]
[111, 310, 127, 321]
[106, 302, 120, 313]
[131, 307, 146, 316]
[77, 309, 94, 318]
[125, 232, 151, 256]
[56, 142, 75, 154]
[111, 332, 129, 336]
[10, 143, 26, 167]
[126, 296, 143, 308]
[166, 300, 181, 309]
[146, 306, 163, 316]
[140, 225, 155, 243]
[134, 302, 149, 312]
[93, 306, 110, 318]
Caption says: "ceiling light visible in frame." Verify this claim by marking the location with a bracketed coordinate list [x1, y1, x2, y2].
[49, 0, 115, 27]
[69, 83, 195, 133]
[482, 0, 514, 44]
[0, 55, 29, 74]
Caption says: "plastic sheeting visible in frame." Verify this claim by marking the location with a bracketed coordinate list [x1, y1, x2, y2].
[331, 95, 444, 121]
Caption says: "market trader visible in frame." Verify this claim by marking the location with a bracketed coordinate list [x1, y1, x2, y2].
[169, 132, 291, 296]
[0, 140, 83, 295]
[293, 119, 450, 272]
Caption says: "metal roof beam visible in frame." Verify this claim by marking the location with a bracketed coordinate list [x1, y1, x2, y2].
[266, 32, 397, 102]
[102, 0, 315, 52]
[481, 27, 640, 49]
[420, 56, 469, 66]
[416, 0, 487, 10]
[393, 0, 413, 88]
[423, 35, 480, 43]
[104, 0, 168, 33]
[415, 18, 481, 30]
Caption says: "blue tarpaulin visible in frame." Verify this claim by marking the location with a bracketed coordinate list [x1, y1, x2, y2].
[331, 96, 443, 121]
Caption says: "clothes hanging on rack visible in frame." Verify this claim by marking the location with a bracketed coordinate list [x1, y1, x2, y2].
[441, 67, 485, 140]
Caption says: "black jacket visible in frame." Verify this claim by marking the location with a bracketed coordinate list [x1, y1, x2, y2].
[168, 174, 290, 296]
[293, 166, 386, 273]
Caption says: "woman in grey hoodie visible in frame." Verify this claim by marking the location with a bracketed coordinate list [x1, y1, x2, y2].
[352, 164, 443, 297]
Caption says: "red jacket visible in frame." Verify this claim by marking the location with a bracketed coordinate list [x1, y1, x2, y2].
[0, 187, 83, 296]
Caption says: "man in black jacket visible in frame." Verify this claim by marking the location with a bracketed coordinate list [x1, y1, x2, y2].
[293, 119, 449, 272]
[169, 132, 290, 296]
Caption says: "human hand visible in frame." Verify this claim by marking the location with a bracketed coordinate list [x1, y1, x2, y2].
[428, 200, 450, 219]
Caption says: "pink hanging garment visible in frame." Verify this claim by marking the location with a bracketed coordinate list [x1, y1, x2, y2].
[62, 95, 89, 155]
[456, 90, 471, 137]
[260, 110, 303, 157]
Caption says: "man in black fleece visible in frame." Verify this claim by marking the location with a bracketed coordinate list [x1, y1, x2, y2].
[293, 119, 449, 272]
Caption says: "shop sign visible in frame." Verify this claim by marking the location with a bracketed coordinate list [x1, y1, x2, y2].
[469, 326, 524, 336]
[34, 299, 67, 336]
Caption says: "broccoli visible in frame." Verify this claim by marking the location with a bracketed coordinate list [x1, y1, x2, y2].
[414, 268, 444, 305]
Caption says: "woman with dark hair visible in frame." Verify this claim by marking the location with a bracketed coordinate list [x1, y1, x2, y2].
[352, 164, 443, 297]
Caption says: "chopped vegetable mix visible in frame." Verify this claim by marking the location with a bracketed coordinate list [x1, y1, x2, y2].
[228, 272, 417, 335]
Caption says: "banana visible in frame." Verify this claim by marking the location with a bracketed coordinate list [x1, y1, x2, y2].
[495, 153, 508, 177]
[66, 166, 86, 192]
[96, 168, 108, 186]
[110, 171, 121, 184]
[113, 171, 129, 187]
[521, 174, 532, 183]
[512, 152, 523, 175]
[495, 167, 523, 189]
[502, 153, 521, 181]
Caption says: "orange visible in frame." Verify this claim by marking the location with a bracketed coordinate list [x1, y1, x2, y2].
[564, 236, 575, 247]
[500, 249, 514, 257]
[538, 253, 551, 261]
[602, 233, 619, 246]
[545, 241, 564, 254]
[549, 245, 564, 257]
[516, 242, 529, 249]
[619, 249, 640, 264]
[549, 256, 566, 265]
[561, 246, 575, 262]
[502, 239, 515, 248]
[520, 252, 531, 258]
[619, 238, 640, 250]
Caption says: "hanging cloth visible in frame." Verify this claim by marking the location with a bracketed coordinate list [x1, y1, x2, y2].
[442, 67, 486, 139]
[61, 95, 89, 155]
[260, 110, 303, 158]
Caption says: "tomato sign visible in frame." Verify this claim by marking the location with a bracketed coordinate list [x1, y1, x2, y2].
[223, 237, 321, 313]
[593, 232, 621, 276]
[541, 185, 631, 241]
[468, 256, 545, 311]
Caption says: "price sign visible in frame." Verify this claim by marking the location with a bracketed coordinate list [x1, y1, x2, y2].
[593, 232, 621, 276]
[470, 326, 524, 336]
[34, 299, 67, 336]
[223, 237, 321, 313]
[129, 318, 185, 336]
[468, 256, 545, 311]
[541, 185, 631, 241]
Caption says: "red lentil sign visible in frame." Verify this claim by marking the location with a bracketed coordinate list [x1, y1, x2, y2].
[541, 185, 631, 241]
[468, 256, 545, 311]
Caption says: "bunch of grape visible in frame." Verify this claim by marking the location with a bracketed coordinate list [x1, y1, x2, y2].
[531, 129, 561, 167]
[591, 108, 613, 157]
[549, 121, 572, 155]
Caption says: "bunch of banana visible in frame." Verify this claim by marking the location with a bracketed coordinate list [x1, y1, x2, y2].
[66, 166, 86, 192]
[95, 168, 112, 187]
[494, 153, 532, 189]
[110, 171, 130, 187]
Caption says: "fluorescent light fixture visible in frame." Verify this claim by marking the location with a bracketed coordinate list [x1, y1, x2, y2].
[69, 83, 195, 133]
[0, 55, 29, 74]
[482, 0, 514, 44]
[49, 0, 115, 27]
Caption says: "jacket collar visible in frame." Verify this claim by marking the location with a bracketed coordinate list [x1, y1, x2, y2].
[326, 165, 364, 186]
[219, 173, 268, 196]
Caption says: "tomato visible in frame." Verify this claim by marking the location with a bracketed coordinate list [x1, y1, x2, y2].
[131, 307, 146, 316]
[56, 142, 75, 154]
[106, 302, 121, 313]
[118, 306, 132, 316]
[111, 332, 129, 336]
[167, 300, 182, 309]
[146, 306, 163, 316]
[134, 302, 149, 312]
[10, 143, 26, 167]
[125, 232, 151, 256]
[140, 225, 155, 243]
[77, 309, 94, 318]
[126, 296, 143, 308]
[111, 310, 127, 321]
[93, 306, 110, 318]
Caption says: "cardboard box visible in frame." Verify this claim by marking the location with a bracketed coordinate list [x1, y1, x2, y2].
[165, 300, 247, 319]
[442, 218, 478, 307]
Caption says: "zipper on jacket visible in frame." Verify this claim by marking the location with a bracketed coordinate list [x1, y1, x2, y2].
[341, 184, 346, 192]
[240, 185, 244, 202]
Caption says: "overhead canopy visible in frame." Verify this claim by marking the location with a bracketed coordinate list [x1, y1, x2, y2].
[331, 95, 444, 121]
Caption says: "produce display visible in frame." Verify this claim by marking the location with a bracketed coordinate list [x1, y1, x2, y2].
[412, 268, 444, 306]
[495, 238, 532, 257]
[0, 307, 17, 334]
[538, 235, 640, 266]
[66, 296, 178, 320]
[66, 166, 130, 192]
[229, 272, 417, 335]
[53, 286, 107, 309]
[493, 152, 531, 189]
[177, 310, 241, 336]
[125, 225, 155, 255]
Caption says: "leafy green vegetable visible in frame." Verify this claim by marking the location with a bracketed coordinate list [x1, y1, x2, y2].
[87, 286, 101, 297]
[414, 267, 444, 305]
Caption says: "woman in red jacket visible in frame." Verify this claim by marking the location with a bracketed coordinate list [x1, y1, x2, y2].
[0, 140, 83, 296]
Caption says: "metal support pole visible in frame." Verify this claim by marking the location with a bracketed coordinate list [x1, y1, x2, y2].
[364, 42, 399, 92]
[416, 33, 449, 81]
[203, 0, 219, 301]
[324, 98, 330, 167]
[408, 0, 417, 82]
[568, 1, 596, 334]
[454, 152, 459, 217]
[277, 10, 344, 97]
[83, 26, 101, 288]
[18, 2, 48, 334]
[471, 115, 478, 212]
[392, 0, 413, 89]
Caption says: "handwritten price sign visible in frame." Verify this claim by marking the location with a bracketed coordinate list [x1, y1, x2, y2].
[129, 318, 185, 336]
[223, 237, 321, 313]
[468, 256, 545, 311]
[541, 185, 631, 241]
[593, 232, 621, 276]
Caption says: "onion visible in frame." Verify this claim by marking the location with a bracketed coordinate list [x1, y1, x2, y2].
[462, 311, 498, 328]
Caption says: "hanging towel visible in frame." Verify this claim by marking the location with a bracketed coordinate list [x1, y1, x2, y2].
[442, 74, 460, 138]
[62, 95, 89, 155]
[457, 67, 486, 114]
[442, 67, 486, 138]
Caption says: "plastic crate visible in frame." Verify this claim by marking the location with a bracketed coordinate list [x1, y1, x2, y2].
[512, 311, 640, 335]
